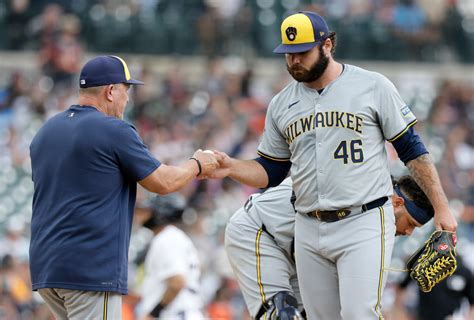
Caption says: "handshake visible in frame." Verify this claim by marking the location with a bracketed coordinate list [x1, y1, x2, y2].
[188, 148, 266, 189]
[190, 149, 230, 179]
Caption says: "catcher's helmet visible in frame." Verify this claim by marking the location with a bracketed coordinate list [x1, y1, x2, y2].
[143, 193, 186, 229]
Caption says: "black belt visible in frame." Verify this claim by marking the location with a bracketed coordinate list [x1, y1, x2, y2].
[306, 197, 388, 222]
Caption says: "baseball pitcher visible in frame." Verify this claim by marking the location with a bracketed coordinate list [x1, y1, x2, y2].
[205, 11, 456, 320]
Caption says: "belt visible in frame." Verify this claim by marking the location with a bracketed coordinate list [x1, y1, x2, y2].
[306, 197, 388, 222]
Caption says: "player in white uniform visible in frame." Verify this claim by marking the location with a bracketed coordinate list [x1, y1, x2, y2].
[225, 175, 435, 319]
[138, 193, 203, 320]
[205, 11, 456, 320]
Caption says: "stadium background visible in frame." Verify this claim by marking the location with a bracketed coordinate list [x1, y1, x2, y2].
[0, 0, 472, 319]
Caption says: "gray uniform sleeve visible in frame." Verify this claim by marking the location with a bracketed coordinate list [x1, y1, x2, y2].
[374, 73, 417, 142]
[257, 98, 291, 160]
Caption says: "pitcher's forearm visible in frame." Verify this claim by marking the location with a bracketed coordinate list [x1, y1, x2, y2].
[228, 159, 269, 188]
[406, 154, 449, 210]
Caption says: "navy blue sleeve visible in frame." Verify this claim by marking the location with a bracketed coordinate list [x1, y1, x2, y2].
[254, 156, 291, 188]
[390, 127, 428, 165]
[112, 123, 161, 181]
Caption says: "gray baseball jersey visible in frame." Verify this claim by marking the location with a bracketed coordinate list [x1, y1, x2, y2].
[258, 64, 417, 213]
[224, 177, 303, 317]
[243, 177, 295, 256]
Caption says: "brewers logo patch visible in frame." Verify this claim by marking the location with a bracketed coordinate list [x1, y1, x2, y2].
[400, 105, 412, 117]
[286, 27, 297, 41]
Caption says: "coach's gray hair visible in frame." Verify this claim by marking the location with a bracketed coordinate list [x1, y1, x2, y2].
[79, 86, 105, 95]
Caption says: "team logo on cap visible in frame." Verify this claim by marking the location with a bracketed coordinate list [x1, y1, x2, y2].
[286, 27, 297, 41]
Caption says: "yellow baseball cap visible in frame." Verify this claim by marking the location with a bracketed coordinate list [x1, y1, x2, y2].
[273, 11, 329, 54]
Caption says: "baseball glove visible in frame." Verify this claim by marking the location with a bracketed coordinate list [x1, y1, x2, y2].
[406, 230, 457, 293]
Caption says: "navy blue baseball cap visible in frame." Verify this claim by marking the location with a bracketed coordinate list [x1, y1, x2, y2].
[79, 55, 144, 88]
[273, 11, 329, 54]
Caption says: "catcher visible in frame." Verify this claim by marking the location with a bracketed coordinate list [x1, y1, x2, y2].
[225, 175, 451, 319]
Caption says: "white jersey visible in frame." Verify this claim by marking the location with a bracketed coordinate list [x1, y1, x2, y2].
[258, 64, 417, 213]
[140, 225, 202, 319]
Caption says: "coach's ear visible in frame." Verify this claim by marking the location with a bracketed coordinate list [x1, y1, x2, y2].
[392, 195, 404, 208]
[105, 84, 115, 102]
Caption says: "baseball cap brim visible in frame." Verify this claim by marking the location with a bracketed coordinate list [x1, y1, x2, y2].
[273, 41, 320, 54]
[124, 78, 144, 85]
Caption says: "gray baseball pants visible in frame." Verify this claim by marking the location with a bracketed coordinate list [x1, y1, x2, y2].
[38, 288, 122, 320]
[295, 203, 395, 320]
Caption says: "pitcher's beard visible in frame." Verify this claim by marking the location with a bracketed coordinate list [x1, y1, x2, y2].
[287, 46, 329, 83]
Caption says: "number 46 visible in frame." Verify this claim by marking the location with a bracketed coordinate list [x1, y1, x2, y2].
[333, 139, 364, 164]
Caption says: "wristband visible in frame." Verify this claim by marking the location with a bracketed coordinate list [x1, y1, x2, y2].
[149, 302, 165, 317]
[189, 157, 202, 176]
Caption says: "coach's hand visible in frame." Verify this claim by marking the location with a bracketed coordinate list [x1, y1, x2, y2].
[192, 149, 221, 176]
[198, 150, 232, 179]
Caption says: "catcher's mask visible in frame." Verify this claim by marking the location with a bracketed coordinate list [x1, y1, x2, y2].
[142, 193, 186, 229]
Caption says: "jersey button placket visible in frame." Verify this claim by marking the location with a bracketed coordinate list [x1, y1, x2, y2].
[314, 99, 323, 203]
[315, 99, 327, 204]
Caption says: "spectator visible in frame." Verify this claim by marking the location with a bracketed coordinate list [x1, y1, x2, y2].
[5, 0, 31, 50]
[391, 0, 439, 60]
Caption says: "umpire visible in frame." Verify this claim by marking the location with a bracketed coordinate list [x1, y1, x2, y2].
[29, 56, 219, 319]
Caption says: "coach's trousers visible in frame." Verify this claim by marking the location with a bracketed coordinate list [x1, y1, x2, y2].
[38, 288, 122, 320]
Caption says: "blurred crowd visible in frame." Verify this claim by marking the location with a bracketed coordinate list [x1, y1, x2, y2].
[0, 1, 473, 319]
[0, 0, 474, 61]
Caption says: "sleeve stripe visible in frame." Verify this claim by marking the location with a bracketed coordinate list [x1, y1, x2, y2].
[387, 119, 418, 142]
[257, 150, 291, 162]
